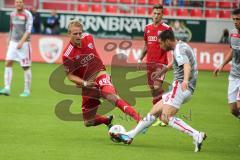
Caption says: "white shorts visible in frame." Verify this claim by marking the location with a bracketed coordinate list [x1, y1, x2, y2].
[228, 76, 240, 103]
[162, 81, 192, 109]
[6, 41, 32, 67]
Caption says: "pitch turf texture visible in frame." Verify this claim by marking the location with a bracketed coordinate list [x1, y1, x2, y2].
[0, 62, 239, 160]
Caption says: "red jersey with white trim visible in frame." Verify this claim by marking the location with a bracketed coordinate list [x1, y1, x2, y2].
[144, 22, 171, 64]
[62, 33, 106, 80]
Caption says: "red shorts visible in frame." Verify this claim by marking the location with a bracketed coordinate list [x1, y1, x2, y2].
[147, 63, 166, 88]
[82, 74, 117, 120]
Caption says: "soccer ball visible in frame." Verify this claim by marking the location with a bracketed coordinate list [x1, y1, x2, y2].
[108, 125, 126, 143]
[109, 125, 126, 134]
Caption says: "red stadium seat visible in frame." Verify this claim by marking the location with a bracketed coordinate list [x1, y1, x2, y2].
[91, 4, 102, 12]
[149, 0, 160, 5]
[136, 0, 146, 4]
[233, 2, 238, 8]
[190, 9, 203, 17]
[120, 8, 132, 14]
[205, 10, 217, 18]
[219, 10, 231, 18]
[106, 5, 118, 13]
[205, 1, 217, 8]
[78, 4, 89, 12]
[106, 0, 118, 3]
[163, 8, 174, 16]
[120, 0, 132, 4]
[135, 7, 146, 15]
[219, 1, 232, 8]
[23, 0, 35, 6]
[92, 0, 102, 2]
[42, 3, 68, 11]
[148, 7, 153, 15]
[176, 8, 188, 17]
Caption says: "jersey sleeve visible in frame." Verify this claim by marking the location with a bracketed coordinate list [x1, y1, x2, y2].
[62, 56, 75, 74]
[25, 10, 33, 33]
[143, 26, 147, 42]
[88, 34, 96, 47]
[9, 12, 14, 36]
[62, 44, 75, 74]
[175, 45, 189, 66]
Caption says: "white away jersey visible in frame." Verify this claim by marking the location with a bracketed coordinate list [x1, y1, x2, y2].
[229, 28, 240, 78]
[9, 9, 33, 42]
[173, 41, 198, 93]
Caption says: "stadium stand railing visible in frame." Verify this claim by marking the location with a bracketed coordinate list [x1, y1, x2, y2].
[2, 0, 239, 19]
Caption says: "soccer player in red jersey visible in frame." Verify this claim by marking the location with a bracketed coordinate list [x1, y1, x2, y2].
[138, 4, 172, 126]
[62, 19, 141, 128]
[139, 4, 172, 105]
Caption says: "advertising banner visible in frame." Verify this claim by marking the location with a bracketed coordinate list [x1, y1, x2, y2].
[0, 33, 230, 71]
[0, 10, 206, 42]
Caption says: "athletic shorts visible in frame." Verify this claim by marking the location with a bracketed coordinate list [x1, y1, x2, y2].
[147, 63, 166, 88]
[6, 41, 32, 67]
[228, 76, 240, 103]
[82, 74, 117, 120]
[162, 80, 192, 109]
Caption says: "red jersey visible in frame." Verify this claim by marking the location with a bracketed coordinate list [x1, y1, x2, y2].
[62, 33, 106, 80]
[144, 22, 171, 64]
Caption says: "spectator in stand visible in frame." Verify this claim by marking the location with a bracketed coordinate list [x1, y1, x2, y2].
[177, 0, 185, 6]
[164, 0, 172, 6]
[30, 6, 41, 34]
[189, 0, 203, 7]
[44, 9, 60, 35]
[220, 29, 230, 44]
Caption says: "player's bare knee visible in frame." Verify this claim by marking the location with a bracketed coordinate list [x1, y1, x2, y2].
[5, 61, 13, 67]
[22, 66, 30, 71]
[84, 120, 94, 127]
[106, 94, 118, 103]
[230, 108, 239, 117]
[160, 114, 170, 124]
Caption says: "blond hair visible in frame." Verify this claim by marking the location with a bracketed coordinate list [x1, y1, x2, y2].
[68, 19, 83, 33]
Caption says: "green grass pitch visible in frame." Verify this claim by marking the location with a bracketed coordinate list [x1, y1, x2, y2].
[0, 62, 239, 160]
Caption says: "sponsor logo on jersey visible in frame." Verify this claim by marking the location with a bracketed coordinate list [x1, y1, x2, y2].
[12, 19, 25, 25]
[39, 37, 63, 63]
[148, 36, 157, 42]
[18, 15, 26, 20]
[88, 43, 93, 49]
[80, 53, 95, 66]
[231, 44, 240, 50]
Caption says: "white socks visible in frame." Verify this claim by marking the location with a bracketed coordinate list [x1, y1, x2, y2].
[127, 115, 200, 140]
[127, 114, 156, 138]
[24, 69, 31, 93]
[4, 67, 12, 90]
[168, 117, 199, 137]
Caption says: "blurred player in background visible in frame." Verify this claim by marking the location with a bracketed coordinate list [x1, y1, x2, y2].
[0, 0, 33, 97]
[138, 4, 172, 126]
[214, 8, 240, 119]
[62, 19, 141, 128]
[113, 30, 206, 152]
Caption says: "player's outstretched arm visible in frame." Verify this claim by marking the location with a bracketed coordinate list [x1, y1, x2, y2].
[137, 42, 147, 70]
[17, 32, 30, 49]
[182, 63, 191, 91]
[213, 50, 233, 77]
[67, 73, 96, 88]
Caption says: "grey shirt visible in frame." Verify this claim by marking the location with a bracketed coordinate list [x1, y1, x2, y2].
[9, 9, 33, 42]
[173, 41, 198, 94]
[229, 28, 240, 78]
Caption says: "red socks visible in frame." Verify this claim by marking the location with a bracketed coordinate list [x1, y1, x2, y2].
[116, 99, 141, 122]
